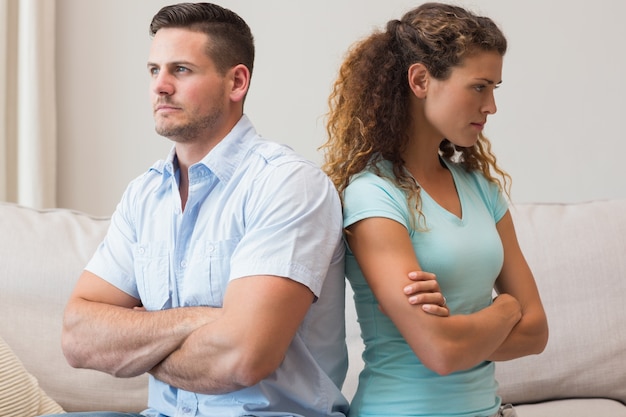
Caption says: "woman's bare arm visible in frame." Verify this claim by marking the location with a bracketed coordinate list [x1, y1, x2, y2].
[487, 211, 549, 361]
[346, 217, 522, 375]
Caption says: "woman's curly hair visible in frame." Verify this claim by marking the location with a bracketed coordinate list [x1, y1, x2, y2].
[321, 2, 511, 218]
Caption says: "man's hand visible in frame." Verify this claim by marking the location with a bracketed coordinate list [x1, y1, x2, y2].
[147, 275, 315, 394]
[404, 271, 449, 317]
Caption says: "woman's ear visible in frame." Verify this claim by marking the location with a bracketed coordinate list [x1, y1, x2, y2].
[408, 63, 429, 99]
[229, 64, 250, 103]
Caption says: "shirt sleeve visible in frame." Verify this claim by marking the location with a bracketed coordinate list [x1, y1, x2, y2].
[84, 180, 141, 299]
[451, 162, 508, 223]
[229, 160, 343, 297]
[343, 170, 412, 230]
[475, 171, 509, 222]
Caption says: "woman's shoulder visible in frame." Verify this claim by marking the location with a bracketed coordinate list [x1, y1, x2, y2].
[346, 160, 400, 194]
[445, 160, 498, 192]
[445, 160, 508, 219]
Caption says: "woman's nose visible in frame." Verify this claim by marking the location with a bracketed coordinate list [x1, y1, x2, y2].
[482, 92, 497, 115]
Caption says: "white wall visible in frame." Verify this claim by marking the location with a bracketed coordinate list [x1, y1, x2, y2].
[56, 0, 626, 216]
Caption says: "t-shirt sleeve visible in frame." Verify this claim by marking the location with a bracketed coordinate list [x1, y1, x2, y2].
[468, 168, 509, 223]
[492, 187, 509, 222]
[343, 171, 412, 230]
[481, 176, 509, 222]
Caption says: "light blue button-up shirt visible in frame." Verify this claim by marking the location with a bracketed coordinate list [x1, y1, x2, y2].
[86, 115, 348, 417]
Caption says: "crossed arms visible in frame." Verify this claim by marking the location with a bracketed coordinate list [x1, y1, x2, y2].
[63, 210, 540, 393]
[345, 211, 549, 376]
[62, 270, 315, 394]
[62, 263, 450, 395]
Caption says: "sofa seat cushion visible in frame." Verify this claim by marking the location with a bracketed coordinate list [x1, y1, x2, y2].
[516, 398, 626, 417]
[0, 335, 65, 416]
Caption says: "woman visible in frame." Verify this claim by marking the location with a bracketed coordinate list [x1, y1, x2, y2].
[322, 3, 548, 417]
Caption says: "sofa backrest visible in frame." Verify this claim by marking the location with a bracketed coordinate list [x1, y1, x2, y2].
[495, 199, 626, 405]
[0, 202, 148, 413]
[2, 199, 626, 411]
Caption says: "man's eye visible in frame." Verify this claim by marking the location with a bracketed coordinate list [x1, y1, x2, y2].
[149, 67, 159, 75]
[474, 85, 486, 92]
[176, 66, 189, 73]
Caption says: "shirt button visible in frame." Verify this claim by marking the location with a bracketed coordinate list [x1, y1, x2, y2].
[180, 260, 187, 268]
[138, 247, 145, 255]
[207, 245, 215, 253]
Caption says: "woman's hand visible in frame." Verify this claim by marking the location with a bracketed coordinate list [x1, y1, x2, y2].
[403, 271, 450, 317]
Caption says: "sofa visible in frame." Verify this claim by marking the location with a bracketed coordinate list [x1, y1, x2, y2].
[1, 199, 625, 416]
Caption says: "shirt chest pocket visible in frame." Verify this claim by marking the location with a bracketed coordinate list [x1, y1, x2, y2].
[134, 241, 171, 310]
[183, 238, 238, 307]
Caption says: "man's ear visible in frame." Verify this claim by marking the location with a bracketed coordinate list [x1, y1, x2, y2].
[408, 63, 429, 99]
[229, 64, 250, 103]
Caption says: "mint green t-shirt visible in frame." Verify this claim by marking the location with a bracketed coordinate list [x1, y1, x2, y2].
[343, 159, 508, 417]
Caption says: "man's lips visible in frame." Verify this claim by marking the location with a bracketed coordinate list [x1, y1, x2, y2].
[154, 103, 181, 112]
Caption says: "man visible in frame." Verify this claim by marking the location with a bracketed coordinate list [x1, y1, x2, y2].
[45, 3, 446, 417]
[49, 3, 348, 416]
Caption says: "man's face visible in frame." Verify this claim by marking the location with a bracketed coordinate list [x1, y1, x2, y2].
[147, 28, 229, 144]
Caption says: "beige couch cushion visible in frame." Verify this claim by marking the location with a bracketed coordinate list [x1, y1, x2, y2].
[496, 200, 626, 405]
[0, 203, 148, 412]
[516, 398, 626, 417]
[0, 335, 64, 416]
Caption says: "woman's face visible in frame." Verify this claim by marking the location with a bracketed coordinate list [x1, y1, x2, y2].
[423, 50, 503, 147]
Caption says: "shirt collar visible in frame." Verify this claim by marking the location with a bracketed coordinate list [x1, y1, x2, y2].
[199, 114, 256, 184]
[150, 114, 257, 186]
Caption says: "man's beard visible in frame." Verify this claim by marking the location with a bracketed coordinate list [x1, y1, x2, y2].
[155, 107, 223, 143]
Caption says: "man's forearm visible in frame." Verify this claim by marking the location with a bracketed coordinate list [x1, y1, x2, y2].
[149, 329, 246, 395]
[149, 275, 315, 395]
[149, 319, 254, 394]
[62, 299, 220, 377]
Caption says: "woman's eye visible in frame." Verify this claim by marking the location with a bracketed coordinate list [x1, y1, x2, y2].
[474, 85, 486, 92]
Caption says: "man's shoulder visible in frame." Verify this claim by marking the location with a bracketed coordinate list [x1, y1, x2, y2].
[116, 159, 171, 208]
[242, 138, 326, 180]
[247, 138, 308, 165]
[235, 138, 340, 210]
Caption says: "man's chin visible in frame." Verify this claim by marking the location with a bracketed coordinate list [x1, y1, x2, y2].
[155, 126, 193, 143]
[156, 123, 179, 137]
